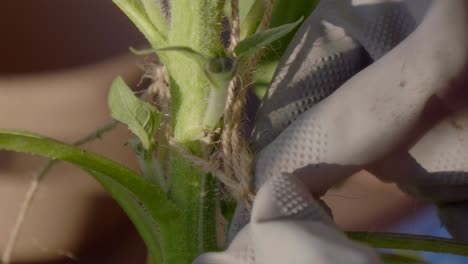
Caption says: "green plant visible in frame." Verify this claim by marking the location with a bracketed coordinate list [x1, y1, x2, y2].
[1, 1, 468, 263]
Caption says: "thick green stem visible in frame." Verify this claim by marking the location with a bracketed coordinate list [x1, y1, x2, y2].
[168, 0, 226, 140]
[348, 232, 468, 256]
[164, 147, 218, 262]
[162, 3, 226, 259]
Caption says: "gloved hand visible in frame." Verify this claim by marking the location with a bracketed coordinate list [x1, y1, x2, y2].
[195, 0, 468, 263]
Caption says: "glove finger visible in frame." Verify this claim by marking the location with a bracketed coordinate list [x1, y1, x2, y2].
[252, 172, 334, 223]
[239, 0, 369, 241]
[402, 172, 468, 202]
[329, 0, 426, 60]
[243, 1, 368, 238]
[255, 1, 468, 188]
[365, 113, 468, 241]
[410, 110, 468, 241]
[193, 226, 254, 264]
[367, 150, 468, 202]
[252, 0, 429, 152]
[412, 110, 468, 173]
[251, 1, 369, 152]
[196, 173, 381, 264]
[408, 110, 468, 202]
[251, 172, 381, 264]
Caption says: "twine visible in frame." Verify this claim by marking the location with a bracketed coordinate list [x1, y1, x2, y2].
[216, 0, 275, 207]
[260, 0, 274, 30]
[228, 0, 240, 54]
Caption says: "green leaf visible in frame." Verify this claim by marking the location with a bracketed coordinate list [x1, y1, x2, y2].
[267, 0, 319, 53]
[108, 77, 161, 150]
[234, 17, 303, 57]
[240, 0, 265, 39]
[88, 169, 164, 264]
[379, 252, 427, 264]
[0, 129, 182, 264]
[239, 0, 255, 22]
[348, 232, 468, 257]
[252, 0, 318, 99]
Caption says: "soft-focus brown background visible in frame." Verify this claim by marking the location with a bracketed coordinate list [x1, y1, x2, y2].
[0, 1, 145, 73]
[0, 1, 420, 263]
[1, 1, 148, 263]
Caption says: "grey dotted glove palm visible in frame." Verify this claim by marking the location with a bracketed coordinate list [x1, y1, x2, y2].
[195, 1, 468, 263]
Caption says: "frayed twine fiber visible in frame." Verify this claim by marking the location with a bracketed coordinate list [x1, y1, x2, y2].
[219, 0, 274, 208]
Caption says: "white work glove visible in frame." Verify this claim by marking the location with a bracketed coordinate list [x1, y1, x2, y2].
[195, 0, 468, 263]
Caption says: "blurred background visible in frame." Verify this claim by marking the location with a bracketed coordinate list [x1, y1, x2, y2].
[0, 1, 148, 263]
[0, 1, 464, 264]
[1, 1, 145, 73]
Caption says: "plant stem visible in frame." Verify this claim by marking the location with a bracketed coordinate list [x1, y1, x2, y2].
[348, 232, 468, 256]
